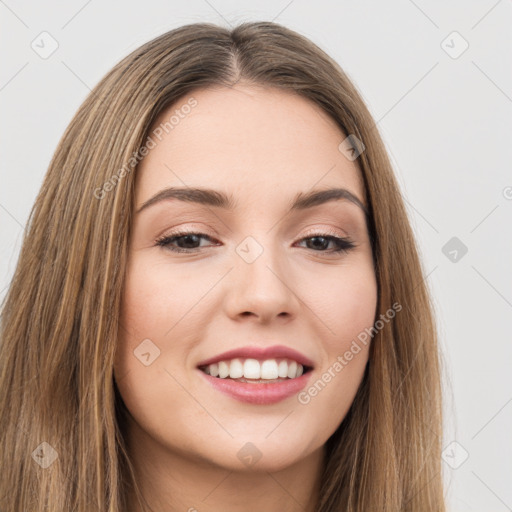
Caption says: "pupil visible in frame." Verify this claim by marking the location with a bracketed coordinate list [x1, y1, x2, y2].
[309, 236, 327, 250]
[181, 234, 199, 248]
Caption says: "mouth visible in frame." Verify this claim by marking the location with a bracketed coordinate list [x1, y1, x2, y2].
[198, 357, 313, 384]
[196, 345, 315, 404]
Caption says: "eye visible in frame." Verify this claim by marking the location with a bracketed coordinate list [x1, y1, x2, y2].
[155, 231, 218, 253]
[155, 229, 356, 255]
[295, 233, 356, 254]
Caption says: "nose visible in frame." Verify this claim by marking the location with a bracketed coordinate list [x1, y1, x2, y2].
[222, 240, 300, 324]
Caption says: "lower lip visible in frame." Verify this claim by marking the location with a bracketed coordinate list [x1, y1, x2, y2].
[198, 370, 312, 405]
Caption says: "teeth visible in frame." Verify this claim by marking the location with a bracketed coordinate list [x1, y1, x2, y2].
[201, 358, 306, 380]
[229, 358, 244, 379]
[218, 361, 230, 379]
[278, 360, 288, 378]
[261, 359, 279, 379]
[243, 359, 261, 379]
[209, 363, 219, 377]
[287, 361, 297, 379]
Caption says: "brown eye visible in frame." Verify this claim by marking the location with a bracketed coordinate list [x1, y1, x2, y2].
[296, 234, 355, 254]
[155, 232, 218, 253]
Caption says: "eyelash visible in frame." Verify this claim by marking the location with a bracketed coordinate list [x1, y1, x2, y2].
[155, 229, 356, 255]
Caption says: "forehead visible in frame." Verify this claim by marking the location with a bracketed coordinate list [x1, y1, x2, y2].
[135, 84, 365, 210]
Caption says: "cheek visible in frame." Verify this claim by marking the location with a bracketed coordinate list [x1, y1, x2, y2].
[315, 260, 378, 349]
[332, 280, 377, 344]
[330, 274, 376, 373]
[296, 263, 376, 427]
[115, 259, 166, 379]
[114, 262, 195, 445]
[114, 255, 211, 392]
[118, 258, 185, 340]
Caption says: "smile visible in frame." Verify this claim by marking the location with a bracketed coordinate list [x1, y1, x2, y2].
[198, 359, 314, 404]
[199, 357, 311, 382]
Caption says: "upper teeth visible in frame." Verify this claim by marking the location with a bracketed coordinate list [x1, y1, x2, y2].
[202, 358, 305, 380]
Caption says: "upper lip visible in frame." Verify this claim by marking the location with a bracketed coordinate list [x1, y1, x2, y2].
[196, 345, 315, 369]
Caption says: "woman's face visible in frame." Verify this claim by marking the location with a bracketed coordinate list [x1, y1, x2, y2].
[115, 84, 377, 473]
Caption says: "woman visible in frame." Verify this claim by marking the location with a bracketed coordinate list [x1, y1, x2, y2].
[0, 21, 445, 511]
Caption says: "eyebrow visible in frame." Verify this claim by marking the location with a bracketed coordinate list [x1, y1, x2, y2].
[135, 186, 368, 216]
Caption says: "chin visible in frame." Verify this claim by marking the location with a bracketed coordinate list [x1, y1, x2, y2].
[198, 433, 320, 473]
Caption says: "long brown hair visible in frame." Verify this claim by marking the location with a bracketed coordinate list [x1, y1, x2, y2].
[0, 21, 445, 511]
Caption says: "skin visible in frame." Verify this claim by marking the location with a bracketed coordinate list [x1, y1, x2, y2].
[114, 83, 378, 512]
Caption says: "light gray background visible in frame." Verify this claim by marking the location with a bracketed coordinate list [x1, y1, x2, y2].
[1, 1, 511, 510]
